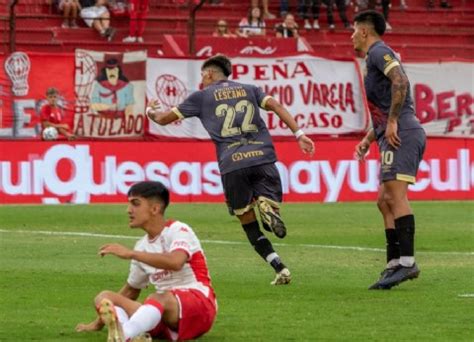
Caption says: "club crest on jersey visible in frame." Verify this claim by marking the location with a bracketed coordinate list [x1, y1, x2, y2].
[383, 54, 393, 62]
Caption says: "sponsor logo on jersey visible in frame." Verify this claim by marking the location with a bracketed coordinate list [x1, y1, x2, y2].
[231, 150, 264, 161]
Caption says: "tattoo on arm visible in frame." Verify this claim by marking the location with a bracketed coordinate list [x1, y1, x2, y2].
[387, 66, 408, 121]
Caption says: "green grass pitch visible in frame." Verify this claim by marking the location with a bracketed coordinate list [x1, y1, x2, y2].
[0, 201, 473, 341]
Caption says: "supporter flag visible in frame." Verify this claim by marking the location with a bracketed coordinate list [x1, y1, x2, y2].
[74, 49, 147, 139]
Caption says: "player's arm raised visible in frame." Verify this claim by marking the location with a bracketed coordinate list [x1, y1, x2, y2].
[146, 99, 180, 125]
[264, 97, 315, 156]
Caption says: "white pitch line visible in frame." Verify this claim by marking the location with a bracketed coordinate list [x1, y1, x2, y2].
[0, 229, 473, 256]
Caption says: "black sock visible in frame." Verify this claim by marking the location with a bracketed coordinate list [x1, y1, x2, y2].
[385, 228, 400, 263]
[242, 221, 285, 272]
[395, 215, 415, 257]
[269, 256, 286, 273]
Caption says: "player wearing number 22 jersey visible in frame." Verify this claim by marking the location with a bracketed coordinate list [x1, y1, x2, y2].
[146, 55, 315, 285]
[173, 80, 275, 174]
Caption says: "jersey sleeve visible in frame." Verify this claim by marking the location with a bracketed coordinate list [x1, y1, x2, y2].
[167, 224, 198, 259]
[371, 46, 401, 76]
[253, 85, 272, 109]
[172, 91, 203, 120]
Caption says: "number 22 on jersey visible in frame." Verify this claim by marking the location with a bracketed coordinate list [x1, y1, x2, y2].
[215, 100, 258, 137]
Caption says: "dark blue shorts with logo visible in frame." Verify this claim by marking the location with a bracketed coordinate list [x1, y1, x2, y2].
[378, 128, 426, 184]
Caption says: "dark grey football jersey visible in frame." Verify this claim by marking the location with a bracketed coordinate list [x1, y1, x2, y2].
[365, 41, 422, 138]
[172, 80, 277, 174]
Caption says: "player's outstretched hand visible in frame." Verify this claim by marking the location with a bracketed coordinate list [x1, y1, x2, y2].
[298, 135, 315, 156]
[99, 243, 132, 259]
[146, 99, 164, 121]
[75, 318, 104, 332]
[354, 139, 370, 161]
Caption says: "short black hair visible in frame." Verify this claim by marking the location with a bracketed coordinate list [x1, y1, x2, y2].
[354, 10, 386, 36]
[128, 181, 170, 210]
[46, 87, 58, 96]
[202, 54, 232, 77]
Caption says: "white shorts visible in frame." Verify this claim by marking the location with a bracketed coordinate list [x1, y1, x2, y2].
[80, 6, 109, 27]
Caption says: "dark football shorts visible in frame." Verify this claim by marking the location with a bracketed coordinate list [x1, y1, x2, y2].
[378, 128, 426, 184]
[221, 163, 282, 216]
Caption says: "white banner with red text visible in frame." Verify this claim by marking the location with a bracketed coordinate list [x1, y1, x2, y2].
[404, 61, 474, 137]
[146, 55, 370, 138]
[1, 52, 472, 139]
[0, 138, 472, 204]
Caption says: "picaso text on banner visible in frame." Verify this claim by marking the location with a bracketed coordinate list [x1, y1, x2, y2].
[1, 139, 472, 204]
[146, 55, 370, 139]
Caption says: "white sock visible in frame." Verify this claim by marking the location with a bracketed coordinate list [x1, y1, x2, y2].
[115, 306, 129, 324]
[123, 303, 162, 339]
[400, 256, 415, 267]
[265, 252, 279, 263]
[386, 258, 400, 269]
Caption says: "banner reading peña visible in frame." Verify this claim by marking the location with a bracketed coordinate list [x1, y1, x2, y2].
[146, 54, 370, 139]
[74, 49, 147, 138]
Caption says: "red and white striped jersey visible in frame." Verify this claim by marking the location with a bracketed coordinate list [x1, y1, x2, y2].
[127, 220, 214, 298]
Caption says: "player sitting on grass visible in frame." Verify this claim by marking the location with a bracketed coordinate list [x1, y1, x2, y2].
[75, 181, 217, 341]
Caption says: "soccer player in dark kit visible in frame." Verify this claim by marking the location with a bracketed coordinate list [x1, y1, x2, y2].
[146, 54, 315, 285]
[351, 11, 426, 290]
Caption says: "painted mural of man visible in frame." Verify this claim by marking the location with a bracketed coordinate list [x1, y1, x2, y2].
[90, 58, 134, 119]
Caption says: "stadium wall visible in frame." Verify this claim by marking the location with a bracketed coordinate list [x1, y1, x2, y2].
[0, 138, 472, 204]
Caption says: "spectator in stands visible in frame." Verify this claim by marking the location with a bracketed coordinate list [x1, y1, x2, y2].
[251, 0, 276, 19]
[361, 0, 392, 30]
[40, 87, 76, 140]
[333, 0, 352, 30]
[275, 13, 299, 38]
[122, 0, 149, 43]
[55, 0, 81, 28]
[80, 0, 116, 41]
[237, 6, 266, 37]
[213, 19, 237, 38]
[280, 0, 289, 17]
[299, 0, 351, 31]
[428, 0, 452, 8]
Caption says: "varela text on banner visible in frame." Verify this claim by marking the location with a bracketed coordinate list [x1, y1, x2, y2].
[146, 55, 370, 139]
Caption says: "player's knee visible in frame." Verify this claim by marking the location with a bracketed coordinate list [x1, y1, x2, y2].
[94, 290, 114, 305]
[376, 196, 388, 212]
